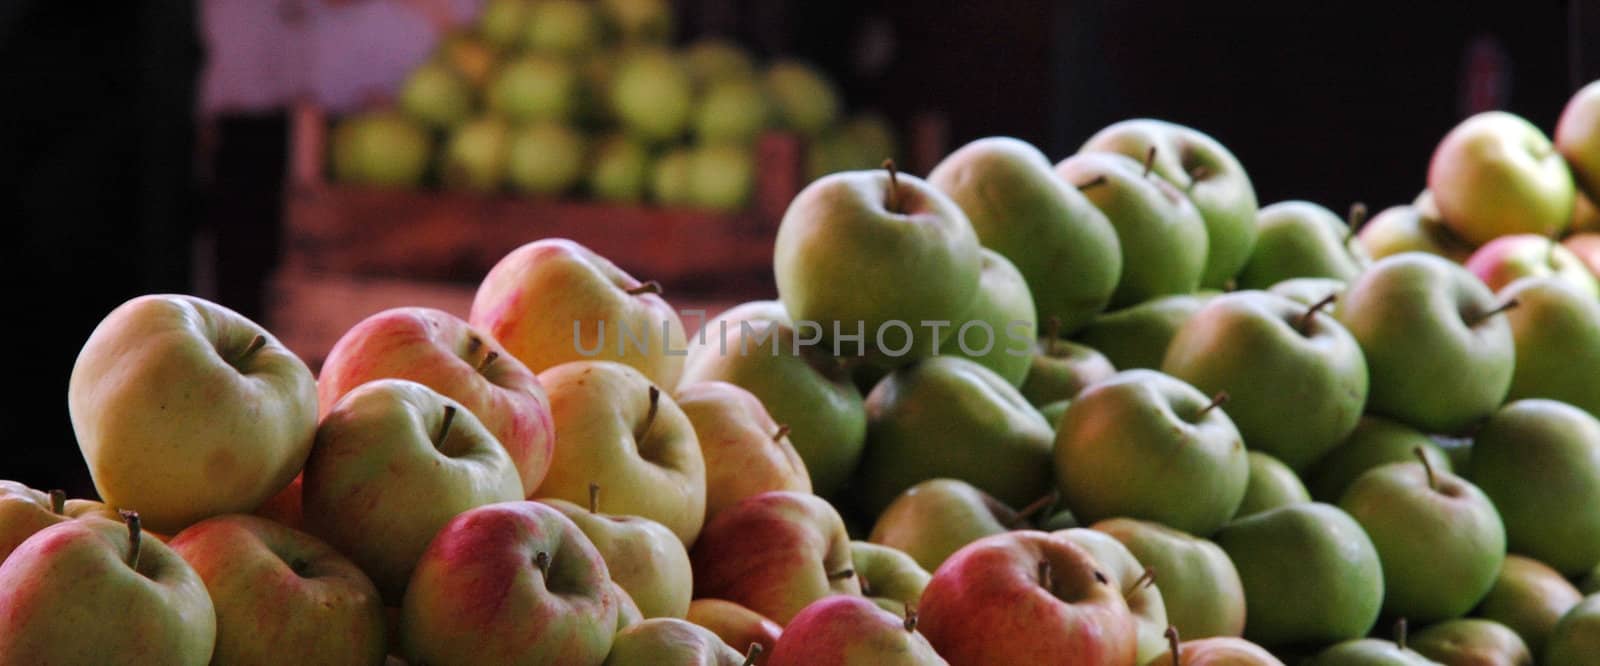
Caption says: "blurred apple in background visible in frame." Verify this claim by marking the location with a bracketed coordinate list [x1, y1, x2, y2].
[524, 0, 601, 57]
[695, 80, 769, 144]
[441, 116, 510, 192]
[612, 48, 694, 142]
[600, 0, 674, 44]
[399, 60, 473, 129]
[489, 54, 579, 123]
[1555, 80, 1600, 202]
[689, 143, 756, 211]
[1428, 111, 1575, 245]
[507, 121, 588, 195]
[765, 59, 840, 136]
[588, 133, 652, 202]
[330, 111, 431, 187]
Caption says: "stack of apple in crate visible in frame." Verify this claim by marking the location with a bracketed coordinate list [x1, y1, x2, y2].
[4, 81, 1600, 665]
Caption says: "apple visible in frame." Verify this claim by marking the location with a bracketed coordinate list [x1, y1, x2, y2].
[1474, 554, 1584, 658]
[488, 54, 578, 123]
[695, 80, 769, 144]
[1056, 369, 1249, 536]
[1428, 111, 1575, 245]
[599, 0, 674, 44]
[434, 31, 496, 87]
[1081, 119, 1259, 289]
[1469, 399, 1600, 575]
[1498, 277, 1600, 416]
[764, 60, 840, 136]
[1074, 292, 1218, 371]
[168, 514, 386, 665]
[767, 595, 946, 666]
[254, 473, 303, 529]
[330, 112, 431, 187]
[401, 501, 626, 665]
[1161, 290, 1368, 470]
[0, 512, 215, 664]
[478, 0, 530, 50]
[303, 379, 525, 602]
[691, 491, 860, 625]
[855, 356, 1055, 516]
[604, 618, 745, 665]
[1356, 202, 1476, 263]
[507, 121, 588, 195]
[1235, 451, 1311, 518]
[1055, 528, 1170, 664]
[1410, 618, 1532, 666]
[1465, 234, 1600, 298]
[1266, 276, 1347, 307]
[680, 301, 867, 497]
[943, 249, 1037, 385]
[1019, 329, 1117, 407]
[1145, 634, 1286, 666]
[441, 117, 510, 193]
[399, 60, 472, 129]
[685, 599, 782, 662]
[684, 39, 757, 88]
[1564, 232, 1600, 279]
[1214, 503, 1384, 649]
[1093, 518, 1246, 639]
[690, 143, 756, 211]
[1335, 253, 1515, 434]
[536, 361, 706, 545]
[851, 541, 932, 615]
[542, 494, 692, 619]
[612, 48, 694, 142]
[589, 134, 652, 202]
[868, 478, 1037, 573]
[773, 165, 982, 365]
[1545, 593, 1600, 666]
[841, 113, 899, 165]
[928, 136, 1122, 333]
[1556, 80, 1600, 201]
[676, 380, 811, 522]
[471, 238, 689, 388]
[1038, 400, 1070, 428]
[1055, 151, 1210, 308]
[1306, 635, 1436, 666]
[1339, 453, 1505, 623]
[523, 0, 600, 57]
[652, 147, 696, 205]
[69, 294, 316, 533]
[1304, 415, 1453, 502]
[1235, 201, 1369, 289]
[317, 306, 555, 497]
[917, 530, 1138, 665]
[0, 481, 119, 563]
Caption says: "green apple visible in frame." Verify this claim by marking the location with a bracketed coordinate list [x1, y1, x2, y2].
[588, 134, 651, 202]
[1556, 80, 1600, 201]
[536, 361, 706, 545]
[1411, 618, 1532, 666]
[767, 595, 944, 666]
[1545, 593, 1600, 666]
[399, 60, 472, 129]
[1306, 637, 1437, 666]
[488, 54, 578, 122]
[598, 0, 673, 44]
[1146, 635, 1286, 666]
[1162, 290, 1368, 470]
[764, 60, 840, 136]
[1214, 503, 1384, 649]
[69, 294, 316, 533]
[441, 117, 510, 192]
[304, 380, 524, 602]
[1019, 331, 1117, 406]
[855, 356, 1055, 516]
[1428, 111, 1576, 245]
[506, 121, 587, 195]
[542, 496, 692, 620]
[867, 478, 1029, 573]
[1235, 201, 1369, 289]
[928, 136, 1122, 333]
[0, 513, 215, 664]
[612, 48, 694, 142]
[1038, 400, 1069, 428]
[1357, 203, 1475, 263]
[1335, 253, 1515, 434]
[773, 166, 982, 365]
[1056, 151, 1210, 307]
[1340, 455, 1505, 622]
[1470, 400, 1600, 575]
[402, 501, 627, 665]
[1498, 277, 1600, 416]
[681, 301, 867, 497]
[675, 380, 811, 522]
[1075, 293, 1217, 370]
[168, 514, 386, 665]
[1081, 119, 1260, 288]
[1305, 415, 1453, 502]
[524, 0, 600, 56]
[1466, 234, 1600, 298]
[1093, 518, 1245, 639]
[479, 0, 530, 51]
[1236, 451, 1311, 518]
[470, 238, 689, 388]
[1267, 276, 1348, 307]
[690, 491, 861, 625]
[695, 80, 769, 144]
[944, 249, 1036, 385]
[851, 541, 931, 615]
[605, 618, 744, 665]
[0, 482, 118, 563]
[1056, 369, 1248, 536]
[330, 111, 430, 186]
[685, 599, 781, 661]
[652, 147, 696, 205]
[683, 39, 756, 88]
[1056, 528, 1170, 664]
[1476, 554, 1584, 658]
[689, 143, 755, 211]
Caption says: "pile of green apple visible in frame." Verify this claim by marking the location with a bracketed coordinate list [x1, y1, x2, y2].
[330, 0, 896, 212]
[7, 83, 1600, 666]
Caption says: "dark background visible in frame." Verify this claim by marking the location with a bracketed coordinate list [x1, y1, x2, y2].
[3, 0, 1597, 497]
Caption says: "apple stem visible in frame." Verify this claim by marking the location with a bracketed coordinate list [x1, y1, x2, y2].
[238, 334, 268, 363]
[1075, 175, 1108, 191]
[772, 424, 791, 442]
[1038, 560, 1052, 590]
[121, 510, 141, 571]
[1141, 146, 1157, 178]
[741, 643, 763, 666]
[49, 489, 65, 515]
[466, 335, 483, 358]
[1395, 617, 1409, 651]
[437, 405, 458, 448]
[534, 551, 551, 578]
[1469, 298, 1521, 326]
[828, 568, 855, 582]
[588, 482, 600, 514]
[625, 281, 663, 296]
[1045, 316, 1062, 357]
[1165, 626, 1181, 666]
[1297, 293, 1339, 335]
[1132, 566, 1157, 592]
[1197, 391, 1230, 419]
[476, 350, 499, 373]
[903, 603, 919, 632]
[1346, 202, 1369, 242]
[1008, 490, 1060, 528]
[1413, 447, 1438, 492]
[882, 159, 902, 213]
[1186, 166, 1210, 191]
[636, 386, 661, 442]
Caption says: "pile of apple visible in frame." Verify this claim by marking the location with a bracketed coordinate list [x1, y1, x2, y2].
[6, 79, 1600, 665]
[332, 0, 896, 212]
